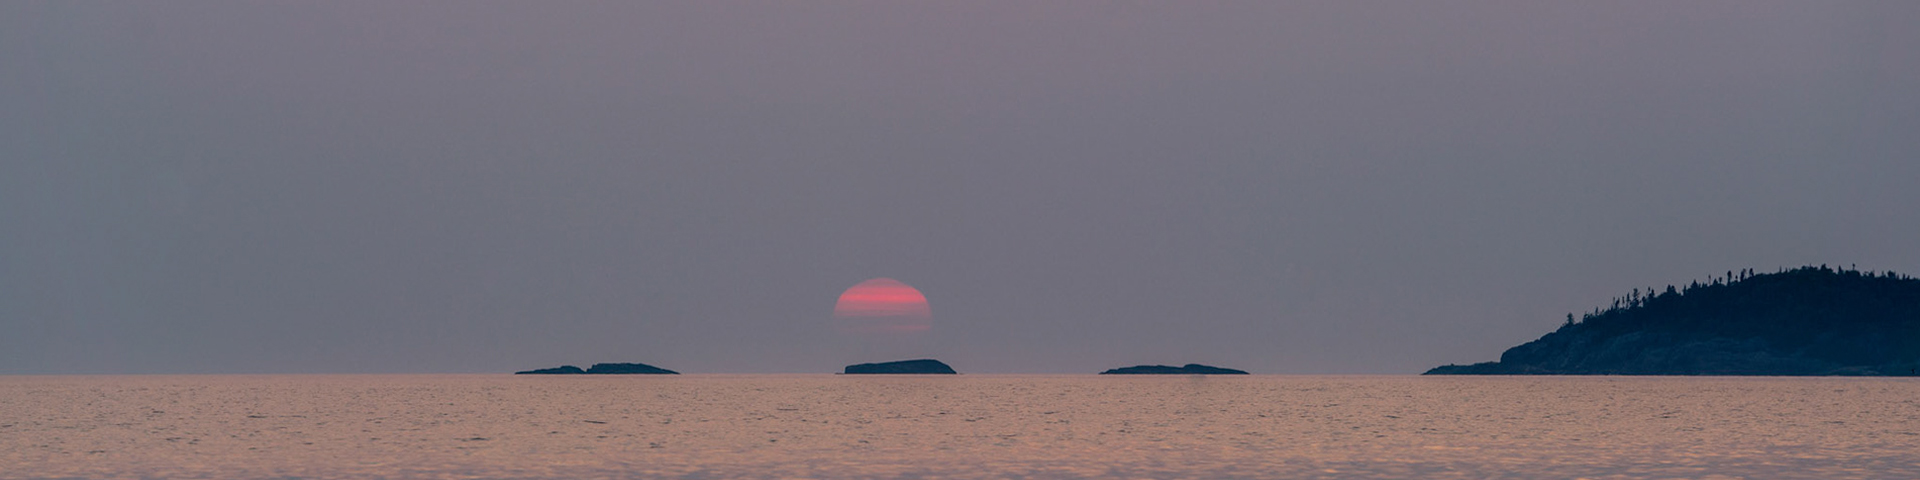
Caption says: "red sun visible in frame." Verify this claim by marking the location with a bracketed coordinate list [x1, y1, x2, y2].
[832, 278, 932, 334]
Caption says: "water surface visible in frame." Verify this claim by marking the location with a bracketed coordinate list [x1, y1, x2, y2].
[3, 375, 1916, 479]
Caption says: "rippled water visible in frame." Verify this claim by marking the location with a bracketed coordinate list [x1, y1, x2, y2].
[3, 375, 1917, 479]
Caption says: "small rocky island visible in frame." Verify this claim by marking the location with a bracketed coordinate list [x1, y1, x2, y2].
[843, 359, 957, 374]
[1427, 266, 1920, 376]
[515, 362, 679, 375]
[1100, 364, 1249, 375]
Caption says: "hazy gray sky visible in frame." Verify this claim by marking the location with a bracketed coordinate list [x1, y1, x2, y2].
[4, 1, 1917, 374]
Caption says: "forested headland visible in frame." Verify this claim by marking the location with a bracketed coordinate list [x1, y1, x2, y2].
[1428, 266, 1920, 376]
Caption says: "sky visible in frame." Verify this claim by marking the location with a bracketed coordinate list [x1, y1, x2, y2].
[3, 1, 1917, 374]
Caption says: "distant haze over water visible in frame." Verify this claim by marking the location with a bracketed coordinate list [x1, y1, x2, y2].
[5, 375, 1917, 479]
[2, 2, 1918, 375]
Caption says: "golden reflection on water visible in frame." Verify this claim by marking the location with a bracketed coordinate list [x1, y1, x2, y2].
[2, 375, 1916, 479]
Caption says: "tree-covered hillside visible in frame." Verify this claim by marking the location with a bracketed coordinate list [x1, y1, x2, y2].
[1428, 266, 1920, 376]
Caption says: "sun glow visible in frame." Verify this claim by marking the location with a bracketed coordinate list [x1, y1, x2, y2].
[832, 278, 932, 333]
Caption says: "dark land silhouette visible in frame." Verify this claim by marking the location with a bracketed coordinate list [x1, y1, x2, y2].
[515, 362, 679, 375]
[843, 359, 957, 374]
[515, 365, 586, 375]
[1428, 266, 1920, 376]
[1100, 364, 1249, 375]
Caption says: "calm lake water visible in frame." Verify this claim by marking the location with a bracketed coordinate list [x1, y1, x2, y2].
[3, 375, 1916, 479]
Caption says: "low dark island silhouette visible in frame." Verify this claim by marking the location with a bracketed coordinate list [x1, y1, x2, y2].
[843, 359, 957, 374]
[1100, 364, 1249, 375]
[515, 362, 679, 375]
[1428, 266, 1920, 376]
